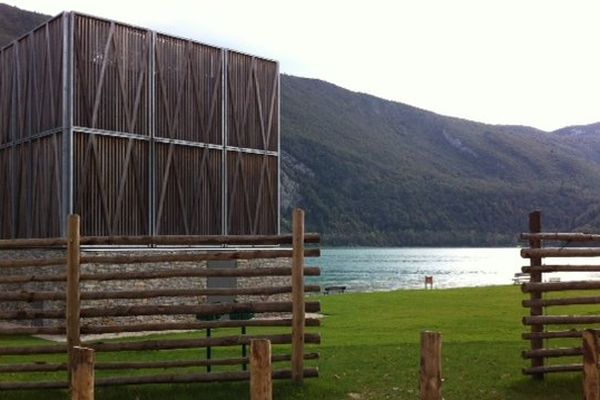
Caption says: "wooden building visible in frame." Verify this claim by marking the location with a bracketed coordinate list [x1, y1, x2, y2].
[0, 12, 280, 238]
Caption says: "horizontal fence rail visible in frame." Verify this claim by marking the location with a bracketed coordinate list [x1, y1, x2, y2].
[521, 281, 600, 293]
[0, 301, 321, 320]
[0, 233, 321, 249]
[0, 285, 322, 302]
[79, 249, 320, 265]
[521, 248, 600, 258]
[522, 265, 600, 273]
[79, 318, 321, 335]
[522, 330, 596, 340]
[0, 369, 320, 391]
[523, 296, 600, 308]
[0, 353, 321, 373]
[0, 257, 67, 268]
[80, 234, 321, 246]
[520, 210, 600, 379]
[0, 209, 321, 392]
[0, 266, 321, 285]
[0, 321, 318, 337]
[520, 233, 600, 243]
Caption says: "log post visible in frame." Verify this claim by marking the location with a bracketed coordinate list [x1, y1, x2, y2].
[291, 208, 305, 384]
[528, 211, 544, 380]
[250, 339, 272, 400]
[70, 346, 95, 400]
[66, 214, 81, 378]
[420, 331, 442, 400]
[583, 329, 599, 400]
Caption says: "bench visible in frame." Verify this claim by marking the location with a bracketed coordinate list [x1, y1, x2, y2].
[324, 286, 347, 295]
[512, 273, 530, 284]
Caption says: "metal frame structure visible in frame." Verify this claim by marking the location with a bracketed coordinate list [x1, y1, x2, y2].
[0, 12, 280, 238]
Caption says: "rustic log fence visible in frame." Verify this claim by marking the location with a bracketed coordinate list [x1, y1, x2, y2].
[0, 209, 320, 392]
[520, 211, 600, 379]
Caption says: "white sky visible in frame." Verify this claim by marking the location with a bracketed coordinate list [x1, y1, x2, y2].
[7, 0, 600, 131]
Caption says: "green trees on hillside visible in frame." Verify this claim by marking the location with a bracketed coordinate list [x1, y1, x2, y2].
[281, 75, 600, 246]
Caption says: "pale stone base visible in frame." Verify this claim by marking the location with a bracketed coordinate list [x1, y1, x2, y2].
[0, 249, 292, 327]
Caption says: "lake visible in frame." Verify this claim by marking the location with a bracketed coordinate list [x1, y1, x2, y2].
[305, 247, 600, 292]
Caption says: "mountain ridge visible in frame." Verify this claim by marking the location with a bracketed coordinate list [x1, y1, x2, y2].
[280, 74, 600, 245]
[0, 3, 48, 47]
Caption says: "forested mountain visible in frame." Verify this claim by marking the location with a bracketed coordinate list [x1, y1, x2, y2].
[281, 75, 600, 245]
[4, 4, 600, 245]
[0, 4, 47, 47]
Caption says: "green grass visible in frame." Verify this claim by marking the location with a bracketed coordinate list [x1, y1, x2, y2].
[0, 285, 587, 399]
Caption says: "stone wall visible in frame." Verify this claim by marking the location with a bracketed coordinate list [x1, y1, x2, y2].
[0, 248, 293, 327]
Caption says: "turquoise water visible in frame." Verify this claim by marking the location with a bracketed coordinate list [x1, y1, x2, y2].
[305, 247, 600, 292]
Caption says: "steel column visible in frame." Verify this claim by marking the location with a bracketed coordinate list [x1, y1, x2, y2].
[26, 32, 34, 238]
[276, 62, 281, 234]
[9, 41, 17, 238]
[222, 49, 228, 235]
[61, 12, 74, 236]
[13, 39, 22, 237]
[149, 31, 156, 236]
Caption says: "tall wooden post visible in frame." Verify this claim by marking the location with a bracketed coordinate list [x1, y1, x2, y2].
[420, 331, 442, 400]
[66, 214, 81, 379]
[71, 346, 95, 400]
[528, 211, 544, 380]
[291, 208, 305, 384]
[250, 339, 272, 400]
[583, 330, 599, 400]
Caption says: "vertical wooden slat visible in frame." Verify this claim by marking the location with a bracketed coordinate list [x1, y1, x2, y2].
[528, 211, 544, 380]
[291, 208, 305, 384]
[0, 144, 14, 238]
[73, 15, 149, 135]
[25, 135, 62, 238]
[75, 133, 148, 236]
[420, 331, 443, 400]
[155, 144, 221, 235]
[70, 346, 95, 400]
[154, 35, 221, 144]
[228, 153, 277, 235]
[66, 214, 81, 373]
[250, 339, 272, 400]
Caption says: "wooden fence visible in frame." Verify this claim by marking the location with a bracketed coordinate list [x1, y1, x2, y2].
[0, 208, 320, 391]
[520, 211, 600, 379]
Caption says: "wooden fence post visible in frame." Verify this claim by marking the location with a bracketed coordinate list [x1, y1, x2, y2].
[71, 346, 95, 400]
[583, 330, 599, 400]
[528, 211, 544, 380]
[420, 331, 442, 400]
[291, 208, 305, 384]
[66, 214, 81, 380]
[250, 339, 272, 400]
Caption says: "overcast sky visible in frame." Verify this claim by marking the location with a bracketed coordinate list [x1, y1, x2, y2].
[8, 0, 600, 131]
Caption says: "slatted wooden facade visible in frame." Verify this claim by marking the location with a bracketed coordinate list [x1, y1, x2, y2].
[0, 12, 280, 238]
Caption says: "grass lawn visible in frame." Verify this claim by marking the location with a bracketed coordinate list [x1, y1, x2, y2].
[0, 285, 585, 399]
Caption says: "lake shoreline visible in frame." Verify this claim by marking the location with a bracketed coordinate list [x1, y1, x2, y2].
[306, 247, 600, 292]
